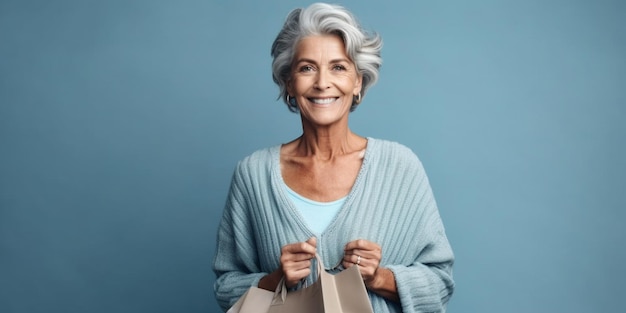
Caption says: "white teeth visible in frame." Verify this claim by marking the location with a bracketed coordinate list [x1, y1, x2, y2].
[310, 98, 337, 104]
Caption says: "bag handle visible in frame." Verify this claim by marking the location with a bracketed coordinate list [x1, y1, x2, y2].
[271, 253, 326, 304]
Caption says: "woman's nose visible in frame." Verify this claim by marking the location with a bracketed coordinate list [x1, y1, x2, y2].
[314, 69, 331, 89]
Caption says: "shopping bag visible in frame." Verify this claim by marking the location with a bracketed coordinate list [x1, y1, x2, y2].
[227, 254, 374, 313]
[226, 287, 275, 313]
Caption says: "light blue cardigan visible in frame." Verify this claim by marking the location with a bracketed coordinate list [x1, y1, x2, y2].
[213, 138, 454, 312]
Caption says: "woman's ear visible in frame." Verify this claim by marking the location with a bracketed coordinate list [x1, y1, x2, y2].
[286, 78, 294, 96]
[353, 74, 363, 96]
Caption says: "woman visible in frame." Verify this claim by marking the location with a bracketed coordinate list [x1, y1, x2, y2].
[213, 3, 454, 312]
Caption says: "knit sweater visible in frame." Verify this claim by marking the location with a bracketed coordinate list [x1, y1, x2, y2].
[213, 138, 454, 312]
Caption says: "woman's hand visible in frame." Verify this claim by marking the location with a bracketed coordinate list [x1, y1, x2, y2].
[342, 239, 382, 283]
[258, 237, 317, 291]
[280, 237, 317, 288]
[343, 239, 399, 302]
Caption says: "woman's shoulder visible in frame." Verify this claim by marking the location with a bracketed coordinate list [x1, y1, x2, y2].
[241, 145, 279, 162]
[367, 137, 422, 163]
[233, 145, 280, 175]
[366, 137, 429, 181]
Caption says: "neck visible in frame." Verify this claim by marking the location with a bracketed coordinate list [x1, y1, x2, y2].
[296, 118, 365, 160]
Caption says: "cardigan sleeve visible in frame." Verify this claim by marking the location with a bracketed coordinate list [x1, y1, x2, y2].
[386, 149, 455, 312]
[386, 215, 455, 312]
[212, 162, 268, 311]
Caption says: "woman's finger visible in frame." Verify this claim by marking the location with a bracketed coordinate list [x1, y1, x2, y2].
[345, 239, 381, 253]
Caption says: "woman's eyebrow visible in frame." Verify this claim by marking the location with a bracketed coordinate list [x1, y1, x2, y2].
[294, 58, 351, 65]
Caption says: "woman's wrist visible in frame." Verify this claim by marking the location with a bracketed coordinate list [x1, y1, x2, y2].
[364, 267, 400, 302]
[257, 269, 283, 291]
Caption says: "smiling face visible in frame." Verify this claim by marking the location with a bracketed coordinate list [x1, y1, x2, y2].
[288, 34, 362, 128]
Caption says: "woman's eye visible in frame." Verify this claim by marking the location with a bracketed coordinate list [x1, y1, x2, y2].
[299, 65, 314, 72]
[332, 64, 347, 71]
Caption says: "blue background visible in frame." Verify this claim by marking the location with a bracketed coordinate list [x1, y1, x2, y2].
[1, 0, 624, 312]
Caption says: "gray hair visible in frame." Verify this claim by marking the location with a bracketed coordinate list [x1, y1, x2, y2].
[271, 3, 383, 112]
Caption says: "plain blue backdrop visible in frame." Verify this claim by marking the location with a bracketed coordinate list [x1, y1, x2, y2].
[1, 0, 624, 312]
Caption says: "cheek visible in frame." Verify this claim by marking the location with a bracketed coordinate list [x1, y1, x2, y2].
[291, 78, 309, 94]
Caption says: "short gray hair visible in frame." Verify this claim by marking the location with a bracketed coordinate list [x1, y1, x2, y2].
[271, 3, 383, 112]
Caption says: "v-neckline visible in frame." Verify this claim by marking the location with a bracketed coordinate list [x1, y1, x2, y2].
[270, 138, 373, 238]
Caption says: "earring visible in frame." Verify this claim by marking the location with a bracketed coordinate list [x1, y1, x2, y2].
[286, 95, 297, 107]
[354, 92, 362, 104]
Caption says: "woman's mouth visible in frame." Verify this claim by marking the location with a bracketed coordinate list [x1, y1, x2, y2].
[308, 97, 339, 104]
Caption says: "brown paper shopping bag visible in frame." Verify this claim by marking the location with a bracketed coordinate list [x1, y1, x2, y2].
[227, 254, 374, 313]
